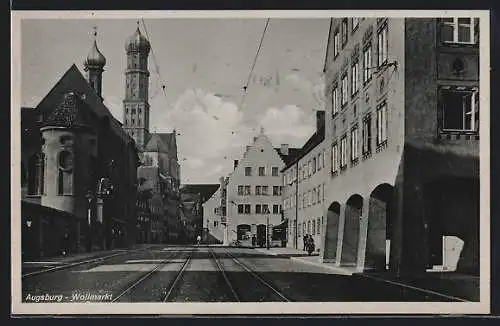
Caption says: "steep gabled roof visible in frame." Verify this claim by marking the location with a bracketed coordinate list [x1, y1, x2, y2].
[43, 92, 95, 129]
[282, 123, 325, 171]
[36, 64, 133, 145]
[180, 184, 220, 204]
[274, 147, 301, 165]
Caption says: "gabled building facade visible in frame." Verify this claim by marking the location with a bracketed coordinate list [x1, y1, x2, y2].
[215, 128, 297, 247]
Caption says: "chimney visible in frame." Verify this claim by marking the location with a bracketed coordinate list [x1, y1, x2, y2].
[233, 160, 239, 170]
[316, 110, 325, 133]
[280, 144, 289, 156]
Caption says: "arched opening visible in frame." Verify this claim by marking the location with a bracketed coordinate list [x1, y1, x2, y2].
[323, 202, 341, 262]
[256, 224, 267, 247]
[424, 177, 479, 275]
[366, 183, 394, 271]
[341, 194, 363, 266]
[237, 224, 251, 241]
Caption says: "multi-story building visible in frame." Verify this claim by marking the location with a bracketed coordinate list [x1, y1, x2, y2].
[180, 184, 220, 243]
[202, 185, 223, 244]
[21, 31, 139, 257]
[208, 129, 297, 246]
[282, 111, 326, 252]
[320, 17, 480, 277]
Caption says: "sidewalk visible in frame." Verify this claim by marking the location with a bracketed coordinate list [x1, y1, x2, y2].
[357, 271, 480, 302]
[254, 246, 316, 257]
[22, 244, 155, 276]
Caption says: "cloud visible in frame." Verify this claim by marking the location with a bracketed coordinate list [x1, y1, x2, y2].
[285, 73, 325, 108]
[259, 104, 315, 147]
[150, 88, 256, 183]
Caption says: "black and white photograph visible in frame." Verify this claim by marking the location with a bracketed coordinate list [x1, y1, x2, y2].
[11, 10, 490, 315]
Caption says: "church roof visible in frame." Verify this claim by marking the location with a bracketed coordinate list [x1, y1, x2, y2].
[144, 132, 177, 155]
[36, 64, 133, 145]
[43, 92, 94, 129]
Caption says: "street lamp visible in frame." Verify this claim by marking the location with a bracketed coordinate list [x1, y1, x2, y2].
[264, 208, 271, 250]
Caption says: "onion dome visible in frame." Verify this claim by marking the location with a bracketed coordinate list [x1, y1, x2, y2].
[125, 22, 151, 54]
[84, 29, 106, 68]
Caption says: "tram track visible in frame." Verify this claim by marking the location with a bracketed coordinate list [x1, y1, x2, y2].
[209, 247, 291, 302]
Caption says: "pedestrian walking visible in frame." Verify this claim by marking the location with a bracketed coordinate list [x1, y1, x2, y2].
[303, 234, 308, 251]
[196, 234, 201, 245]
[306, 234, 315, 256]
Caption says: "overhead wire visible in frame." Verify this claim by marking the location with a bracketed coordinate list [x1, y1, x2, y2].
[239, 18, 270, 110]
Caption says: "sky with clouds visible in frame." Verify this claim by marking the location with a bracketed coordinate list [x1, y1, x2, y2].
[21, 17, 330, 184]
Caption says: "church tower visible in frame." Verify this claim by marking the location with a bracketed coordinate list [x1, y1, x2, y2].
[84, 27, 106, 100]
[123, 22, 151, 150]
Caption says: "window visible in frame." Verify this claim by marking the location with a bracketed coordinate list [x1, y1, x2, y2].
[332, 143, 339, 173]
[312, 188, 317, 205]
[238, 204, 244, 214]
[377, 23, 388, 67]
[272, 167, 279, 176]
[214, 221, 218, 227]
[245, 167, 252, 176]
[259, 166, 265, 176]
[322, 183, 325, 202]
[273, 204, 280, 214]
[340, 134, 348, 169]
[307, 221, 311, 234]
[262, 186, 269, 196]
[318, 153, 322, 171]
[312, 220, 316, 235]
[318, 186, 321, 203]
[341, 18, 348, 47]
[255, 185, 262, 195]
[303, 222, 306, 235]
[352, 17, 360, 32]
[440, 87, 479, 132]
[244, 185, 251, 195]
[132, 108, 136, 114]
[441, 18, 476, 44]
[244, 204, 251, 214]
[322, 149, 326, 168]
[376, 101, 388, 146]
[351, 58, 359, 96]
[312, 157, 317, 173]
[132, 118, 135, 125]
[334, 28, 340, 57]
[362, 113, 372, 155]
[341, 73, 348, 107]
[214, 208, 217, 214]
[298, 194, 302, 209]
[280, 186, 283, 196]
[363, 44, 373, 84]
[332, 85, 339, 116]
[262, 204, 269, 214]
[351, 125, 359, 162]
[256, 204, 262, 214]
[238, 185, 244, 195]
[317, 218, 321, 235]
[273, 186, 280, 196]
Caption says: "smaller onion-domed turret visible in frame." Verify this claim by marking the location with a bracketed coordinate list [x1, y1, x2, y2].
[125, 21, 151, 54]
[84, 29, 106, 69]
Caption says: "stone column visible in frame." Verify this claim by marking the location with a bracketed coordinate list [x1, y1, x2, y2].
[320, 205, 342, 263]
[356, 197, 372, 272]
[334, 204, 347, 267]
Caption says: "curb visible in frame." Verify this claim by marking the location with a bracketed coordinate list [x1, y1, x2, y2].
[289, 256, 354, 275]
